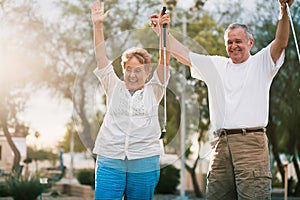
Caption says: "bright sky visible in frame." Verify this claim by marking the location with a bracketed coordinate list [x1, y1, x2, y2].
[21, 90, 73, 149]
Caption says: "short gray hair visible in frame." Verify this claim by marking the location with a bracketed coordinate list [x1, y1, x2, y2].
[224, 23, 254, 41]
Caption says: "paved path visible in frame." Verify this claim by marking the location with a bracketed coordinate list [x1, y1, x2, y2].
[2, 195, 300, 200]
[1, 187, 300, 200]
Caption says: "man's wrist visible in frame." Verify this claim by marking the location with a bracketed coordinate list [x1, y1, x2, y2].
[279, 9, 288, 20]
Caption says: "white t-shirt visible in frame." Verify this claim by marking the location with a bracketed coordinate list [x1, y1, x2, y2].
[93, 63, 168, 160]
[190, 43, 285, 130]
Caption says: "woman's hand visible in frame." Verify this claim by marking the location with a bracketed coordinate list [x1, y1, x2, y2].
[149, 13, 160, 35]
[90, 0, 110, 26]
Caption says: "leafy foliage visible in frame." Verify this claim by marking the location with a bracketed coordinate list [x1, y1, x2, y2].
[6, 174, 41, 200]
[27, 146, 59, 163]
[0, 181, 11, 197]
[155, 165, 180, 194]
[76, 168, 95, 189]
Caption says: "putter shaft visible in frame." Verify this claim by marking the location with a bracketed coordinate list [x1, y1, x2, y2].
[286, 2, 300, 64]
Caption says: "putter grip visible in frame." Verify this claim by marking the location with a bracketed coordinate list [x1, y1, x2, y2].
[162, 6, 166, 28]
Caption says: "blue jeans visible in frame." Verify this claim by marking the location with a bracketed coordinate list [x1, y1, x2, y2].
[94, 155, 160, 200]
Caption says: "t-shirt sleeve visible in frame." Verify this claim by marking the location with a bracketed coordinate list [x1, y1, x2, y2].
[256, 43, 285, 78]
[268, 42, 285, 69]
[189, 52, 228, 84]
[190, 52, 209, 81]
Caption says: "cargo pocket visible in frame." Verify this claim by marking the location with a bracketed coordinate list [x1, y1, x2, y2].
[253, 170, 272, 199]
[236, 170, 272, 199]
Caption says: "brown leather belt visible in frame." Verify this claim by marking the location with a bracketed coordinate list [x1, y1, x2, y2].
[214, 128, 266, 137]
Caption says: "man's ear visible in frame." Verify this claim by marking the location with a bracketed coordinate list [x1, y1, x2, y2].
[249, 38, 254, 48]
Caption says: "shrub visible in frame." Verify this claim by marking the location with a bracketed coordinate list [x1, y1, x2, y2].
[6, 174, 41, 200]
[0, 181, 11, 197]
[76, 168, 95, 189]
[155, 164, 180, 194]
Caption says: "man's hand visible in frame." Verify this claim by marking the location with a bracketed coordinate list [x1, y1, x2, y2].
[278, 0, 294, 9]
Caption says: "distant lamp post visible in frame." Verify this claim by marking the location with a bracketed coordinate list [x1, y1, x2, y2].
[161, 0, 204, 199]
[69, 128, 74, 184]
[280, 154, 293, 200]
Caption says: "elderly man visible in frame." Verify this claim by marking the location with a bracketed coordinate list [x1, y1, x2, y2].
[150, 0, 293, 199]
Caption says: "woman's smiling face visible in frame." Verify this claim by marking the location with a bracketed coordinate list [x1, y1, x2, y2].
[124, 56, 150, 94]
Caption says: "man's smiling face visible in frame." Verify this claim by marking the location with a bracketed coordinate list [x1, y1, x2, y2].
[225, 27, 254, 64]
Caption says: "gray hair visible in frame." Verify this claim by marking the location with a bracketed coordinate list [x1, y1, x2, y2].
[224, 23, 254, 41]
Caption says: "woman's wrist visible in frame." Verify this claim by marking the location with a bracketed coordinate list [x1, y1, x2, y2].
[93, 23, 104, 29]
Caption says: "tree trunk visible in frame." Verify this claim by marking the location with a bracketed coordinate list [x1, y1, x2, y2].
[2, 122, 22, 175]
[268, 126, 285, 183]
[183, 129, 206, 198]
[185, 157, 203, 198]
[76, 73, 95, 153]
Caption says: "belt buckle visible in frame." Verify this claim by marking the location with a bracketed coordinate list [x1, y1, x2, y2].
[242, 129, 246, 135]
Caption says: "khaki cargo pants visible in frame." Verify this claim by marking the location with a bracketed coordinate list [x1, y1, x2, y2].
[206, 131, 272, 200]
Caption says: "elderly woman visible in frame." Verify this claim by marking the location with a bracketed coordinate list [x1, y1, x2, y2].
[90, 0, 170, 199]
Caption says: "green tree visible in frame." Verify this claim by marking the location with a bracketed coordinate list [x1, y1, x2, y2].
[26, 146, 59, 170]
